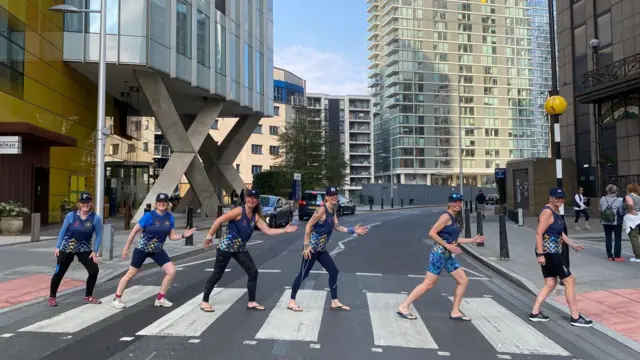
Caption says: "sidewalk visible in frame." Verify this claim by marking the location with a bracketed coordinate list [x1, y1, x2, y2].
[461, 213, 640, 352]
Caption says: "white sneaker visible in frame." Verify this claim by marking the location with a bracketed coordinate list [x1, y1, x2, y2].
[112, 298, 126, 309]
[154, 298, 173, 307]
[629, 258, 640, 262]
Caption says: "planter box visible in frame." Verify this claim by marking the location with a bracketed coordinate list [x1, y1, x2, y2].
[0, 217, 24, 235]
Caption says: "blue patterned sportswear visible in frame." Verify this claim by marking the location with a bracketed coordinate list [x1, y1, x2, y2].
[308, 204, 335, 252]
[427, 211, 462, 275]
[218, 206, 256, 252]
[136, 210, 175, 253]
[538, 205, 564, 254]
[57, 211, 103, 253]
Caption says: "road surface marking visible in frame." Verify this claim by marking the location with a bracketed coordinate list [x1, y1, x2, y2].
[243, 340, 257, 345]
[136, 288, 246, 337]
[448, 297, 571, 356]
[19, 285, 159, 333]
[204, 268, 231, 272]
[483, 295, 493, 298]
[408, 274, 425, 278]
[329, 222, 382, 256]
[310, 344, 321, 349]
[255, 289, 327, 341]
[357, 272, 382, 276]
[120, 337, 135, 341]
[144, 351, 157, 360]
[366, 292, 438, 349]
[468, 277, 490, 280]
[497, 355, 512, 359]
[438, 351, 451, 356]
[259, 269, 281, 273]
[0, 333, 14, 337]
[310, 270, 327, 274]
[175, 268, 184, 271]
[177, 241, 264, 267]
[60, 335, 72, 340]
[371, 348, 383, 352]
[461, 266, 488, 278]
[188, 339, 201, 343]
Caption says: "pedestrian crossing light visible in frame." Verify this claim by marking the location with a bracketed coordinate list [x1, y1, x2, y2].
[544, 95, 567, 115]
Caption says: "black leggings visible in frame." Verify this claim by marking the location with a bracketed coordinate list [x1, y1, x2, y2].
[202, 249, 258, 302]
[50, 251, 99, 298]
[290, 250, 339, 300]
[574, 209, 589, 222]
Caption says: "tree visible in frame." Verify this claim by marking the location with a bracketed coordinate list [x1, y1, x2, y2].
[252, 169, 292, 198]
[273, 105, 348, 191]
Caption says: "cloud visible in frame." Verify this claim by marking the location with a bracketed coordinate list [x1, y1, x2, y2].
[275, 45, 369, 96]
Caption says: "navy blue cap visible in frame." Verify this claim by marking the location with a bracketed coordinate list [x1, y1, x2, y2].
[246, 189, 259, 198]
[549, 187, 566, 198]
[156, 193, 170, 202]
[448, 193, 464, 202]
[78, 192, 92, 203]
[325, 186, 338, 196]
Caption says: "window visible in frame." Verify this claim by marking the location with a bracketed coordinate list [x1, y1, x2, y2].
[269, 126, 279, 135]
[256, 51, 263, 94]
[211, 119, 219, 129]
[244, 42, 253, 89]
[596, 12, 612, 47]
[235, 164, 240, 172]
[251, 144, 262, 154]
[251, 165, 262, 174]
[0, 6, 25, 99]
[197, 11, 210, 67]
[215, 0, 226, 14]
[269, 146, 279, 155]
[87, 0, 119, 34]
[274, 106, 280, 116]
[143, 142, 149, 152]
[176, 1, 191, 58]
[215, 23, 226, 75]
[253, 125, 262, 133]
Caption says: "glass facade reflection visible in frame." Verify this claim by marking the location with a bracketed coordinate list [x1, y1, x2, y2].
[366, 0, 552, 187]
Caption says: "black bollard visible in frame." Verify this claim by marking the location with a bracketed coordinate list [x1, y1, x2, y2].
[381, 197, 384, 210]
[185, 206, 194, 246]
[470, 200, 473, 214]
[216, 205, 223, 239]
[370, 202, 373, 211]
[391, 198, 394, 209]
[464, 208, 471, 238]
[401, 198, 404, 207]
[499, 214, 509, 260]
[476, 211, 484, 247]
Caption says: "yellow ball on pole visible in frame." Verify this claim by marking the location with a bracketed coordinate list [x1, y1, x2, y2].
[544, 95, 567, 115]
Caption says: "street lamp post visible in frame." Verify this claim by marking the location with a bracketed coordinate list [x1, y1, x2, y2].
[458, 74, 463, 196]
[49, 2, 107, 220]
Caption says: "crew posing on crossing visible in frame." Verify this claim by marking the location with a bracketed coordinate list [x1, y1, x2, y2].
[112, 193, 196, 309]
[529, 187, 593, 327]
[49, 192, 103, 307]
[200, 189, 298, 312]
[287, 186, 368, 312]
[397, 193, 485, 321]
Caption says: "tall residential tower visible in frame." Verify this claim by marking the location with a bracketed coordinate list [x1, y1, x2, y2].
[367, 0, 552, 188]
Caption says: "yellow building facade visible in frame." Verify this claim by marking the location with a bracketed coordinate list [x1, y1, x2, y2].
[0, 1, 153, 225]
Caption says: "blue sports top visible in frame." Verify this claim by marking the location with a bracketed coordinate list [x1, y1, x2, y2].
[539, 205, 564, 254]
[56, 211, 103, 253]
[218, 206, 257, 252]
[308, 204, 335, 252]
[136, 210, 175, 253]
[431, 211, 461, 255]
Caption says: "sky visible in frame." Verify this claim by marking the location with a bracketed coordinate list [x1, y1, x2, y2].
[273, 0, 370, 96]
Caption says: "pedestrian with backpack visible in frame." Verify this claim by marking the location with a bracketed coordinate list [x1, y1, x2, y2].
[599, 184, 624, 261]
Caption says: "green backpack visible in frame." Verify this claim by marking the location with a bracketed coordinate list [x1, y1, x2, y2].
[601, 197, 616, 223]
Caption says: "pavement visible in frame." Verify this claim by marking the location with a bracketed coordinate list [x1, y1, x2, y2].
[461, 211, 640, 353]
[1, 208, 638, 360]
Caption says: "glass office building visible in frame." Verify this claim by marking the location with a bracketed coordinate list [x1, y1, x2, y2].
[367, 0, 552, 187]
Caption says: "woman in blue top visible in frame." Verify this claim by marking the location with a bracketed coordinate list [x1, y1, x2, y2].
[287, 186, 368, 312]
[529, 187, 593, 327]
[49, 192, 103, 307]
[397, 193, 485, 321]
[200, 189, 298, 312]
[112, 193, 196, 309]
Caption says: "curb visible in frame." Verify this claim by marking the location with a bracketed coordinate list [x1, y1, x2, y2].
[460, 243, 640, 354]
[361, 204, 444, 212]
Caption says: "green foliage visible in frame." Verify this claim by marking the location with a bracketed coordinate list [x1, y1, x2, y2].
[252, 170, 293, 197]
[0, 201, 30, 217]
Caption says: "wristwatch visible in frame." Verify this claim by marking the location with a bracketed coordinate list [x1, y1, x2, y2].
[535, 252, 544, 257]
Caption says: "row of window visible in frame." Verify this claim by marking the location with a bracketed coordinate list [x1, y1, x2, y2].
[0, 5, 25, 100]
[236, 164, 264, 175]
[250, 144, 279, 155]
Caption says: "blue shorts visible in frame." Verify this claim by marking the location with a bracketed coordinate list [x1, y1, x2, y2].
[131, 248, 171, 269]
[427, 245, 461, 276]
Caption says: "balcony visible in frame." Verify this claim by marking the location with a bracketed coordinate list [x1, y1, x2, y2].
[349, 136, 371, 143]
[350, 146, 372, 154]
[349, 124, 371, 132]
[154, 144, 171, 158]
[350, 171, 372, 177]
[577, 53, 640, 104]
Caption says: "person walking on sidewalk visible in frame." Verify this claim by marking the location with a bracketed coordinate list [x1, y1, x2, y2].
[573, 187, 591, 231]
[200, 189, 298, 312]
[112, 193, 196, 309]
[622, 184, 640, 262]
[49, 192, 103, 307]
[475, 189, 486, 219]
[397, 193, 485, 321]
[287, 186, 369, 312]
[529, 187, 593, 327]
[599, 184, 625, 261]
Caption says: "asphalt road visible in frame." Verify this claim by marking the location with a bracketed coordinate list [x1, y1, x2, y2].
[0, 208, 638, 360]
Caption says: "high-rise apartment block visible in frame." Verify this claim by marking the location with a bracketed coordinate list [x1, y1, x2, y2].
[366, 0, 552, 188]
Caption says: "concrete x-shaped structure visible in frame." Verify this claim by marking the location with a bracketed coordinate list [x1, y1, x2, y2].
[132, 70, 260, 222]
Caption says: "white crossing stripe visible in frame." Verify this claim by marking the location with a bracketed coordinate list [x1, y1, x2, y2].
[449, 297, 571, 356]
[136, 288, 246, 337]
[19, 286, 159, 333]
[255, 289, 327, 341]
[259, 269, 281, 273]
[366, 293, 438, 349]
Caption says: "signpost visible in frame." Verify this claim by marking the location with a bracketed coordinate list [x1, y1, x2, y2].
[0, 136, 22, 154]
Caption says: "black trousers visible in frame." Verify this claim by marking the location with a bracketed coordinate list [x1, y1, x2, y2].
[50, 251, 99, 298]
[202, 249, 258, 302]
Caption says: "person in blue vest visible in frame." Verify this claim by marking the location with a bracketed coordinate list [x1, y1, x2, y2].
[397, 193, 485, 321]
[111, 193, 196, 309]
[49, 192, 103, 307]
[286, 186, 369, 312]
[200, 189, 298, 312]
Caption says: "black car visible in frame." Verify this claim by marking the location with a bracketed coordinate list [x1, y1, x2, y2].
[260, 195, 293, 228]
[298, 191, 356, 220]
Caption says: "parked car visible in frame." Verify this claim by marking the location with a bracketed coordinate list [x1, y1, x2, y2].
[298, 191, 356, 220]
[260, 195, 293, 228]
[486, 194, 499, 205]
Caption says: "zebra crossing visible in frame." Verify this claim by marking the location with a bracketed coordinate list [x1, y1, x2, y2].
[6, 285, 574, 357]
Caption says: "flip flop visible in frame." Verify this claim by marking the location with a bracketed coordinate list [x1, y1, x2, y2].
[247, 305, 266, 311]
[287, 305, 303, 312]
[450, 314, 471, 321]
[396, 311, 417, 320]
[331, 305, 350, 311]
[200, 306, 215, 313]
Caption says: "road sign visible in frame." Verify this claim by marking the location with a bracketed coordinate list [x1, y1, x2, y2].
[0, 136, 22, 154]
[495, 168, 506, 179]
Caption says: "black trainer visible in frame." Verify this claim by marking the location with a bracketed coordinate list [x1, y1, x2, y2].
[570, 314, 593, 327]
[528, 311, 550, 322]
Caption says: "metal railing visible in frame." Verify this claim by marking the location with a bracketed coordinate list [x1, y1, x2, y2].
[154, 144, 171, 157]
[582, 53, 640, 89]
